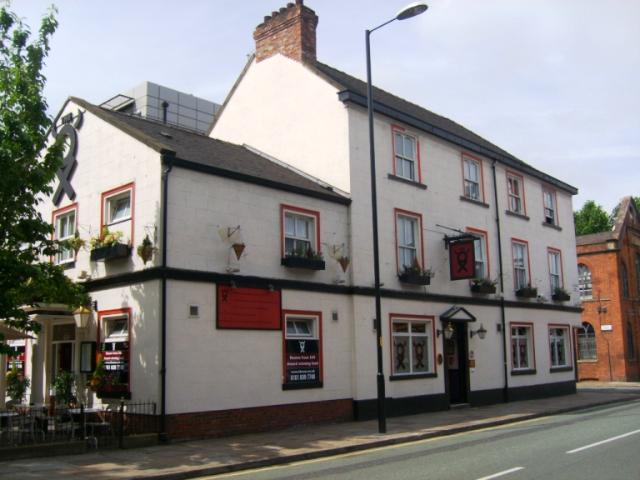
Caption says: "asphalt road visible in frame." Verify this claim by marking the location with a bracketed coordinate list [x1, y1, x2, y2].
[205, 400, 640, 480]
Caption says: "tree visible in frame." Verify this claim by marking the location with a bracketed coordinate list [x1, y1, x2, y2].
[574, 200, 612, 236]
[0, 5, 85, 352]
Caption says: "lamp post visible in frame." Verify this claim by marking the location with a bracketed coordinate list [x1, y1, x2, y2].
[366, 2, 428, 434]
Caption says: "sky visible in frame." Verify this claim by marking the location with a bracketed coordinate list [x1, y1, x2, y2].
[11, 0, 640, 213]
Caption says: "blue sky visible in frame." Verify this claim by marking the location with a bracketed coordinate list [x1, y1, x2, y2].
[13, 0, 640, 212]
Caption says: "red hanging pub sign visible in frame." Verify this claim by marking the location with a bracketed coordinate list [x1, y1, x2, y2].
[448, 236, 476, 281]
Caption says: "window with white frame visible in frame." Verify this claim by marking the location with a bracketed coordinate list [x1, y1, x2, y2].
[54, 209, 76, 264]
[471, 231, 488, 279]
[507, 173, 524, 214]
[549, 326, 569, 368]
[463, 156, 481, 201]
[285, 317, 315, 338]
[543, 189, 557, 225]
[511, 324, 534, 370]
[105, 190, 131, 226]
[283, 209, 317, 257]
[394, 130, 417, 181]
[392, 318, 432, 375]
[512, 241, 529, 290]
[577, 322, 597, 360]
[101, 313, 130, 389]
[397, 213, 420, 271]
[578, 264, 592, 299]
[548, 249, 562, 293]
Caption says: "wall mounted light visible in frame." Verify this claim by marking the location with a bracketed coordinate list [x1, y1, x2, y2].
[73, 305, 92, 329]
[470, 323, 487, 339]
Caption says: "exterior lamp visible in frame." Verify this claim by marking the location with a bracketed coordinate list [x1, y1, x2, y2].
[437, 322, 455, 340]
[366, 1, 428, 435]
[73, 305, 92, 329]
[470, 324, 488, 339]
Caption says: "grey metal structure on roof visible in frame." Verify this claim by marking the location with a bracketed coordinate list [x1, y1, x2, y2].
[67, 97, 350, 205]
[314, 62, 577, 195]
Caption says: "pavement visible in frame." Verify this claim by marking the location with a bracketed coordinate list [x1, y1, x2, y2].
[3, 381, 640, 480]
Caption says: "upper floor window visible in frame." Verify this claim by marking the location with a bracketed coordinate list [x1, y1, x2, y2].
[548, 249, 563, 293]
[105, 191, 131, 225]
[511, 240, 530, 290]
[396, 210, 423, 272]
[507, 172, 525, 215]
[462, 155, 482, 201]
[578, 263, 592, 299]
[53, 206, 76, 265]
[621, 262, 630, 298]
[468, 228, 489, 279]
[543, 189, 557, 225]
[101, 183, 135, 244]
[393, 129, 418, 182]
[281, 205, 319, 257]
[577, 322, 597, 361]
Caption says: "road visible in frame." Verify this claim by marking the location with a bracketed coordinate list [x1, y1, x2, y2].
[205, 400, 640, 479]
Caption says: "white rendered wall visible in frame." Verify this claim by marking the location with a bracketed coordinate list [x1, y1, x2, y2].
[210, 55, 351, 193]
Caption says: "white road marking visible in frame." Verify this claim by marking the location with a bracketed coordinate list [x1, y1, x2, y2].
[475, 466, 525, 480]
[566, 428, 640, 454]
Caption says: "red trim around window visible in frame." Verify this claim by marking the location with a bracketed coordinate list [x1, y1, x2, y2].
[509, 321, 536, 370]
[467, 227, 490, 278]
[282, 309, 323, 385]
[542, 186, 559, 226]
[97, 307, 132, 391]
[394, 208, 425, 274]
[506, 170, 527, 214]
[391, 124, 422, 183]
[511, 238, 532, 289]
[280, 204, 321, 257]
[548, 323, 572, 368]
[100, 182, 135, 245]
[547, 247, 564, 289]
[461, 153, 485, 202]
[51, 202, 78, 263]
[388, 313, 436, 375]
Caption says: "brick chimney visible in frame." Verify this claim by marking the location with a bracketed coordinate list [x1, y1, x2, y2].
[253, 0, 319, 64]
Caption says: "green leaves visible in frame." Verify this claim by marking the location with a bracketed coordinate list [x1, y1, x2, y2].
[574, 200, 612, 236]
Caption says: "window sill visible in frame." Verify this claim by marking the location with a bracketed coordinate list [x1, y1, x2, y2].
[106, 217, 132, 228]
[389, 373, 437, 381]
[542, 221, 562, 231]
[550, 366, 573, 373]
[505, 210, 530, 221]
[511, 369, 536, 376]
[387, 174, 427, 190]
[459, 196, 490, 208]
[577, 359, 598, 363]
[282, 382, 323, 390]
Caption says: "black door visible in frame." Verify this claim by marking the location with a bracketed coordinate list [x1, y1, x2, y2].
[445, 322, 468, 404]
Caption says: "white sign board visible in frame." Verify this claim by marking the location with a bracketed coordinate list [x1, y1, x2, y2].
[601, 324, 613, 331]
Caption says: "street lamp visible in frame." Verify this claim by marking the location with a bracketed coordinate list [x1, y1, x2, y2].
[366, 2, 428, 434]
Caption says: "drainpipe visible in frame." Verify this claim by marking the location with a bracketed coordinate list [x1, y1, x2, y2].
[159, 153, 173, 442]
[491, 160, 509, 403]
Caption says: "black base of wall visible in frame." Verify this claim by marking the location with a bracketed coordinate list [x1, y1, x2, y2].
[354, 380, 577, 421]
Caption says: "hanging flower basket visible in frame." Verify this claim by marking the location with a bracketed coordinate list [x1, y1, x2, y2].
[232, 242, 246, 260]
[136, 235, 155, 264]
[337, 256, 350, 273]
[515, 286, 538, 298]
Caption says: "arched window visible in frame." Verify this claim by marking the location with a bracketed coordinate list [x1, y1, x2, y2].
[621, 263, 630, 298]
[627, 322, 635, 359]
[577, 322, 597, 360]
[578, 264, 592, 299]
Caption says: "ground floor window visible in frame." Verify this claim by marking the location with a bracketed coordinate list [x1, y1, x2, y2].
[577, 322, 597, 361]
[549, 325, 570, 368]
[282, 311, 322, 389]
[511, 324, 534, 371]
[51, 323, 75, 378]
[98, 309, 131, 397]
[391, 316, 433, 376]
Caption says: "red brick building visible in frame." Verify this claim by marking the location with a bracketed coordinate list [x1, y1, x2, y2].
[576, 197, 640, 381]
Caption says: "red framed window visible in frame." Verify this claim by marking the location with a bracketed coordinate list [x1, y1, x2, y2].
[101, 182, 135, 245]
[392, 125, 421, 183]
[280, 204, 321, 258]
[511, 238, 531, 291]
[467, 227, 490, 279]
[542, 187, 558, 226]
[282, 310, 323, 389]
[461, 153, 484, 202]
[547, 247, 564, 294]
[390, 314, 435, 376]
[506, 171, 526, 215]
[510, 322, 535, 372]
[97, 308, 131, 397]
[395, 209, 425, 273]
[549, 324, 571, 369]
[52, 203, 78, 265]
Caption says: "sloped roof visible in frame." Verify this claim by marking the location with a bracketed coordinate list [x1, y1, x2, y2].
[67, 97, 349, 205]
[314, 62, 577, 195]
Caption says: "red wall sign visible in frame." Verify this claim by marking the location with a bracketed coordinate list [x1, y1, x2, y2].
[217, 285, 281, 330]
[449, 239, 476, 280]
